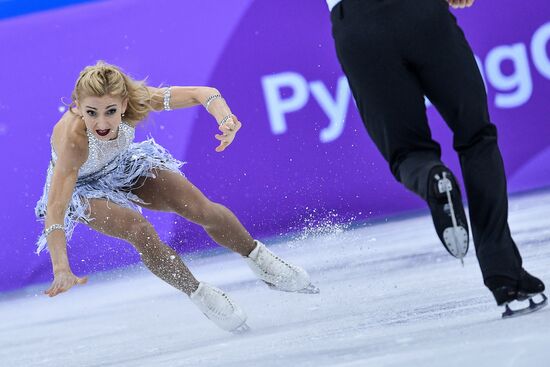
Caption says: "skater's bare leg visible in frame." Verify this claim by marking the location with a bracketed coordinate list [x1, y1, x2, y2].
[132, 170, 256, 256]
[131, 170, 317, 294]
[85, 199, 199, 295]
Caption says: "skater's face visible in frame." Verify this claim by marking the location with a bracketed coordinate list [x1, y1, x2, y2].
[75, 95, 128, 141]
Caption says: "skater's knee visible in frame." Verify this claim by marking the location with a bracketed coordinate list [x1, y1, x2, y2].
[197, 202, 226, 226]
[176, 200, 224, 226]
[124, 220, 158, 249]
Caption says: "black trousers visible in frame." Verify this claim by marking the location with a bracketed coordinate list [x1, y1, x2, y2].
[331, 0, 522, 283]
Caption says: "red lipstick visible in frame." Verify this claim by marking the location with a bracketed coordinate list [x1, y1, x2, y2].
[96, 129, 110, 137]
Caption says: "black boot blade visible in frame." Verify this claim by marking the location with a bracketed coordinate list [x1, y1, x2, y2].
[501, 293, 548, 319]
[427, 168, 470, 259]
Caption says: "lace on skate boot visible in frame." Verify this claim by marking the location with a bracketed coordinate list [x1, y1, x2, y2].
[429, 169, 469, 264]
[189, 282, 249, 333]
[244, 241, 319, 294]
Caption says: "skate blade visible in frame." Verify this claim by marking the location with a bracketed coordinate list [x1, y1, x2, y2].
[231, 322, 251, 334]
[502, 293, 548, 319]
[263, 281, 320, 294]
[443, 226, 469, 259]
[298, 283, 320, 294]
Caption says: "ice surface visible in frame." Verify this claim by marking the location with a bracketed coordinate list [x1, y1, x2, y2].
[1, 190, 549, 366]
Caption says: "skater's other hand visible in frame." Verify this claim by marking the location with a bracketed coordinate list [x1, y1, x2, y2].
[45, 269, 88, 297]
[447, 0, 475, 8]
[215, 114, 242, 152]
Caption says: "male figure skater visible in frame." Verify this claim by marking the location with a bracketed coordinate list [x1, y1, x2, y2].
[326, 0, 546, 317]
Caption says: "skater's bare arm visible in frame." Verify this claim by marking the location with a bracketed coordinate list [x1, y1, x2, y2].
[447, 0, 475, 8]
[148, 86, 241, 152]
[44, 132, 88, 297]
[147, 86, 221, 110]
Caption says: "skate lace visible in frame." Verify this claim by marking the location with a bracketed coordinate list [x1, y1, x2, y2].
[202, 288, 235, 318]
[259, 250, 296, 277]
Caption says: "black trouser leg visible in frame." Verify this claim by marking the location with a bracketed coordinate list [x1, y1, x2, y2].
[331, 0, 523, 282]
[331, 0, 444, 201]
[405, 1, 523, 281]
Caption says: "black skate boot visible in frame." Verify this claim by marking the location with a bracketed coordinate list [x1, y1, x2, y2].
[486, 270, 547, 319]
[427, 166, 469, 264]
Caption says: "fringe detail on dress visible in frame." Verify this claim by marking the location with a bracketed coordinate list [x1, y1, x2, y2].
[34, 138, 184, 254]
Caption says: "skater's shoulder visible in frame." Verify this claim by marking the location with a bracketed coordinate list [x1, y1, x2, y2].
[51, 112, 88, 164]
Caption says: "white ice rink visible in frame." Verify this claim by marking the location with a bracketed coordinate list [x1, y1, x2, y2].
[1, 190, 549, 367]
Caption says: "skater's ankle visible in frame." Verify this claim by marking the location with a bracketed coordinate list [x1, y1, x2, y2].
[484, 275, 517, 291]
[243, 240, 261, 258]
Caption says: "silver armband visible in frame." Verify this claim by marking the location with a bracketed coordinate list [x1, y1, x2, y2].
[219, 114, 233, 126]
[163, 87, 172, 111]
[204, 94, 222, 111]
[44, 224, 65, 238]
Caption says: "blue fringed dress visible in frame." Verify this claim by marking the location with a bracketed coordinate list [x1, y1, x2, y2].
[34, 122, 184, 254]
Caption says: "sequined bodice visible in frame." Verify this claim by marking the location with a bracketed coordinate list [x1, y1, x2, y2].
[51, 122, 135, 178]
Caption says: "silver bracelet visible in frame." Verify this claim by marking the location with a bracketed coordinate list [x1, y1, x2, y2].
[44, 224, 65, 238]
[163, 87, 172, 111]
[204, 94, 222, 112]
[219, 114, 233, 126]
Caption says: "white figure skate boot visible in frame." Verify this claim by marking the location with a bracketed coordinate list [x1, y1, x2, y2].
[189, 282, 249, 333]
[244, 241, 319, 294]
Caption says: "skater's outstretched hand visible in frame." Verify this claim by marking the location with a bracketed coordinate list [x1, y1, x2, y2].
[45, 269, 88, 297]
[447, 0, 475, 8]
[215, 114, 242, 152]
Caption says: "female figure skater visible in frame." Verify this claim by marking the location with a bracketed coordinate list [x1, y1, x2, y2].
[35, 61, 318, 333]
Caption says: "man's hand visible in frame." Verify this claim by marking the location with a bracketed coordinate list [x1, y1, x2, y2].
[448, 0, 475, 8]
[45, 269, 88, 297]
[215, 114, 242, 152]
